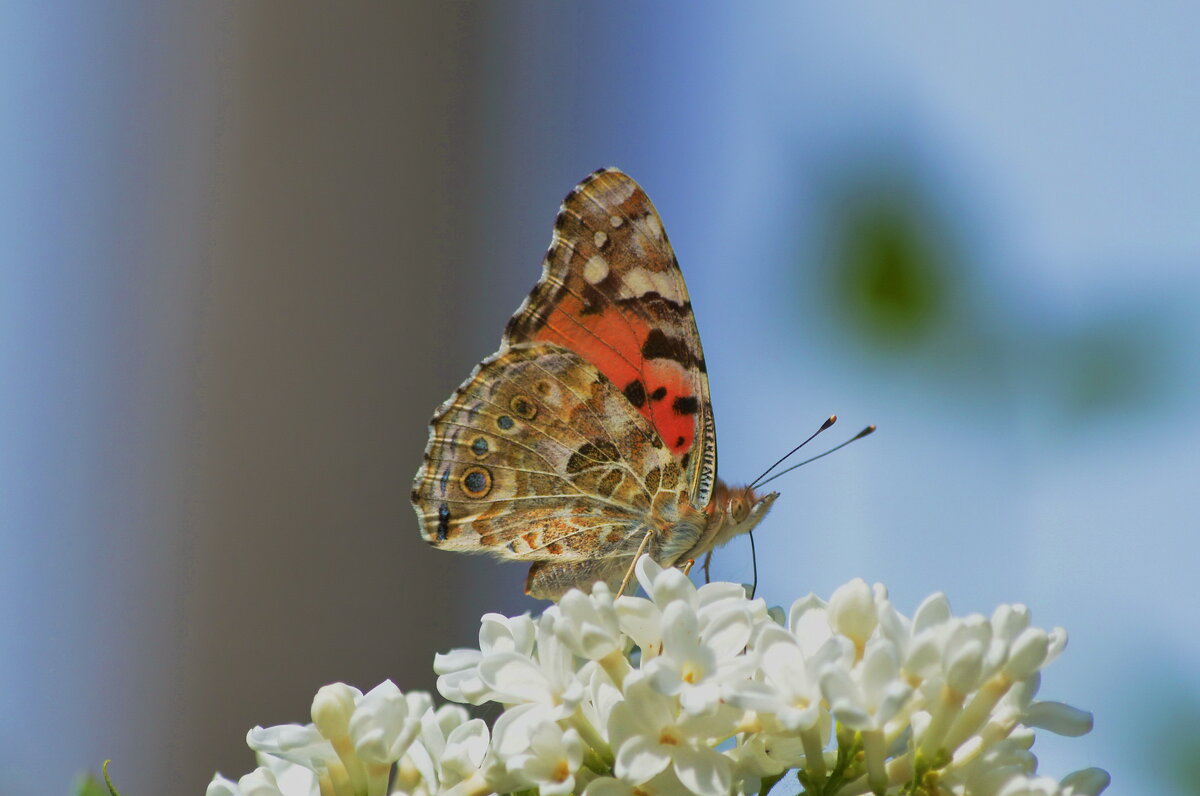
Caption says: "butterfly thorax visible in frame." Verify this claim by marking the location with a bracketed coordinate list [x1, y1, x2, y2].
[675, 479, 779, 563]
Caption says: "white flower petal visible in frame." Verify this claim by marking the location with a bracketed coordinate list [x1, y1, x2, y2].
[492, 702, 553, 756]
[651, 565, 696, 606]
[479, 612, 536, 655]
[875, 681, 915, 725]
[700, 604, 753, 659]
[1005, 628, 1050, 680]
[912, 592, 951, 633]
[615, 595, 662, 649]
[206, 774, 241, 796]
[828, 578, 877, 646]
[697, 581, 753, 611]
[992, 604, 1031, 643]
[1060, 767, 1111, 795]
[615, 734, 672, 783]
[1024, 701, 1094, 737]
[582, 777, 635, 796]
[672, 743, 732, 796]
[679, 681, 721, 715]
[946, 639, 985, 693]
[349, 680, 422, 765]
[860, 640, 901, 703]
[877, 599, 911, 652]
[235, 767, 283, 796]
[634, 555, 666, 595]
[245, 724, 332, 769]
[440, 718, 490, 780]
[478, 651, 553, 704]
[1046, 627, 1069, 665]
[660, 601, 702, 658]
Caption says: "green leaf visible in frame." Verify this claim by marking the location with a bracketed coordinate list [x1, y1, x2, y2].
[72, 774, 108, 796]
[103, 761, 124, 796]
[73, 762, 122, 796]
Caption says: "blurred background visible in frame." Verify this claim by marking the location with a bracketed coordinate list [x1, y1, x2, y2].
[3, 3, 1197, 794]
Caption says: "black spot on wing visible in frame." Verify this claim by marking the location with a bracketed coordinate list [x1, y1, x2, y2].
[623, 379, 647, 408]
[641, 328, 695, 366]
[672, 395, 699, 415]
[650, 386, 667, 401]
[579, 284, 606, 315]
[615, 292, 690, 314]
[436, 504, 451, 541]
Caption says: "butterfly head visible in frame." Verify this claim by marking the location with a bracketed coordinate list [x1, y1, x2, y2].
[708, 480, 779, 550]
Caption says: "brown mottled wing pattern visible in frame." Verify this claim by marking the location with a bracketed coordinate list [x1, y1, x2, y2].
[524, 559, 631, 602]
[412, 342, 694, 594]
[504, 168, 717, 510]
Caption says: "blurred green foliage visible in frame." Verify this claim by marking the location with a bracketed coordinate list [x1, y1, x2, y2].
[1054, 312, 1163, 419]
[808, 157, 1168, 424]
[1152, 680, 1200, 794]
[73, 761, 121, 796]
[72, 774, 108, 796]
[826, 179, 955, 347]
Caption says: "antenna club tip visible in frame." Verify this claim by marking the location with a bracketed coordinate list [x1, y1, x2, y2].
[821, 414, 837, 431]
[855, 424, 877, 440]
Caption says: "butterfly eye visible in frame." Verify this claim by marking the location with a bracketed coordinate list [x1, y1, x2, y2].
[731, 497, 749, 523]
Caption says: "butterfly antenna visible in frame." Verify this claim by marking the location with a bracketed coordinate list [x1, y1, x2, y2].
[749, 415, 838, 490]
[755, 424, 877, 489]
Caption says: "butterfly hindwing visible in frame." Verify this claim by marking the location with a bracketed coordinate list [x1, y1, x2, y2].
[504, 168, 717, 510]
[413, 342, 693, 569]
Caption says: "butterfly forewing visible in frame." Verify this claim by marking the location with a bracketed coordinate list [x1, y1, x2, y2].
[504, 169, 717, 509]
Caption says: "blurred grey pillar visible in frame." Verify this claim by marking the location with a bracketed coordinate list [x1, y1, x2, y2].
[178, 5, 492, 790]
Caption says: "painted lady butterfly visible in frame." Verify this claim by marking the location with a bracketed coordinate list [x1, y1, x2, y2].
[412, 169, 777, 600]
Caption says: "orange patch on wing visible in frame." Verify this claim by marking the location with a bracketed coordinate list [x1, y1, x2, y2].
[535, 301, 699, 457]
[642, 359, 696, 455]
[536, 300, 644, 395]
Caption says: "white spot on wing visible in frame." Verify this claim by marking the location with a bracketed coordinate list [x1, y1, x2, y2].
[610, 215, 624, 228]
[641, 213, 664, 240]
[651, 270, 685, 302]
[603, 178, 637, 204]
[593, 231, 608, 248]
[583, 255, 610, 285]
[620, 267, 655, 297]
[616, 266, 687, 303]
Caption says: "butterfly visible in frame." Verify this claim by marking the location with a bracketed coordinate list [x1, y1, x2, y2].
[412, 168, 777, 600]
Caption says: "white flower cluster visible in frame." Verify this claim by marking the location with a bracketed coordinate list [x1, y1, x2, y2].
[209, 559, 1109, 796]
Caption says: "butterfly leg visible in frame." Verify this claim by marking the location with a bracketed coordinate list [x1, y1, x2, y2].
[617, 529, 655, 596]
[702, 550, 714, 583]
[681, 559, 695, 575]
